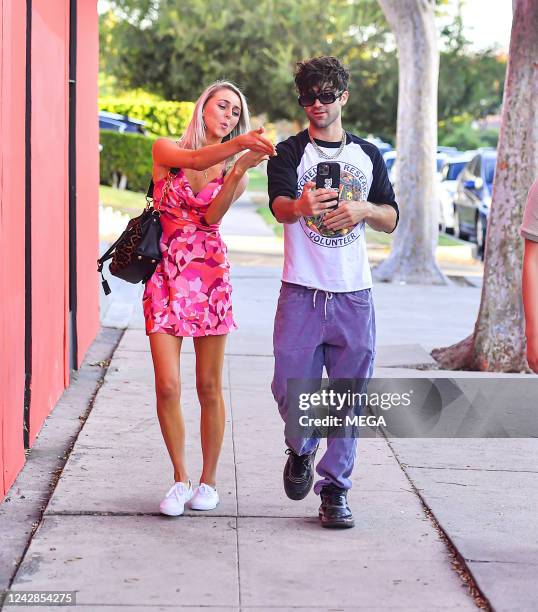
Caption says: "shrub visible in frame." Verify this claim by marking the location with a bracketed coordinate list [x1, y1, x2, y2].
[99, 130, 155, 193]
[99, 91, 194, 137]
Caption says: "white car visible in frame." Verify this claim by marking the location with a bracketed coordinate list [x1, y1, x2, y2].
[385, 151, 448, 190]
[438, 153, 473, 233]
[383, 151, 397, 185]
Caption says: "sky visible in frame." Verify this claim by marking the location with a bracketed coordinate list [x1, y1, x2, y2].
[97, 0, 514, 53]
[453, 0, 512, 52]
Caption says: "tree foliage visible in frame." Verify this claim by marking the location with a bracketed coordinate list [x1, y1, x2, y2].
[100, 0, 506, 140]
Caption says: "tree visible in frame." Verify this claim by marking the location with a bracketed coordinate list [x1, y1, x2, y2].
[373, 0, 446, 284]
[432, 0, 538, 372]
[101, 0, 388, 121]
[101, 0, 507, 143]
[438, 3, 506, 123]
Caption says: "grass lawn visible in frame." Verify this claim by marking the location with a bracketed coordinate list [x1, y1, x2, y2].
[257, 205, 464, 247]
[257, 205, 283, 237]
[99, 185, 146, 216]
[101, 167, 268, 215]
[101, 184, 466, 249]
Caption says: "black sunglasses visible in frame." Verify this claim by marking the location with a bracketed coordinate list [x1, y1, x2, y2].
[297, 90, 343, 107]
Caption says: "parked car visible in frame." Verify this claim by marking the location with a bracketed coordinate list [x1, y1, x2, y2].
[388, 152, 448, 190]
[436, 152, 449, 173]
[437, 145, 460, 157]
[452, 150, 497, 255]
[383, 150, 397, 184]
[99, 115, 127, 133]
[438, 153, 473, 233]
[366, 136, 393, 156]
[99, 111, 148, 136]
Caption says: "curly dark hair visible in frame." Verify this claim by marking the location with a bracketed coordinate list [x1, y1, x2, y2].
[294, 56, 350, 95]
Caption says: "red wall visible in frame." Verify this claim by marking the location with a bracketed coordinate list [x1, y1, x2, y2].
[1, 0, 99, 497]
[1, 0, 28, 495]
[76, 0, 100, 361]
[29, 0, 71, 444]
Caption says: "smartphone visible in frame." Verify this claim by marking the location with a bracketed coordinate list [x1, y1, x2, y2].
[315, 162, 340, 210]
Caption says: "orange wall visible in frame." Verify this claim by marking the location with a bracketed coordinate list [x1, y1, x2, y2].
[76, 0, 100, 363]
[1, 0, 28, 495]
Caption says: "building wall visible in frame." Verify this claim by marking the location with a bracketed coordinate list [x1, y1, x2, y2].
[76, 0, 100, 360]
[0, 0, 28, 495]
[29, 0, 71, 444]
[0, 0, 99, 498]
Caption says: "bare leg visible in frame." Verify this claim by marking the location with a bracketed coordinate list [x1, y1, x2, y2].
[193, 334, 228, 487]
[149, 332, 189, 484]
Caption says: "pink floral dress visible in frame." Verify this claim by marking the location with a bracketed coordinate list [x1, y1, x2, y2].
[142, 168, 238, 337]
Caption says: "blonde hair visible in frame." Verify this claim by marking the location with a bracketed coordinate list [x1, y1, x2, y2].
[178, 80, 251, 167]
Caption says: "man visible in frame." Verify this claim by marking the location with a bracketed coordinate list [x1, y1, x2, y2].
[267, 56, 399, 529]
[521, 177, 538, 373]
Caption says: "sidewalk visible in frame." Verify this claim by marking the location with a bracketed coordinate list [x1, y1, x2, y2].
[2, 195, 537, 611]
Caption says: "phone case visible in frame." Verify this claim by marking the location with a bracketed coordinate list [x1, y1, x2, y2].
[315, 162, 341, 209]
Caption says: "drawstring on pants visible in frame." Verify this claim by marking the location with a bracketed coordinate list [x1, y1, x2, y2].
[311, 288, 333, 320]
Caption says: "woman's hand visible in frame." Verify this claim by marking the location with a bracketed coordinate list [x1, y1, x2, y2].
[233, 150, 270, 175]
[235, 127, 276, 156]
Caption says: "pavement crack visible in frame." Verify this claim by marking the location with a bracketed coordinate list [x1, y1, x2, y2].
[404, 465, 538, 474]
[433, 481, 469, 487]
[2, 328, 125, 600]
[464, 559, 538, 565]
[227, 358, 242, 609]
[383, 436, 492, 611]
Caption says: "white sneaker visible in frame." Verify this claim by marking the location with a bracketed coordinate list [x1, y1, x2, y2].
[159, 481, 193, 516]
[188, 483, 219, 510]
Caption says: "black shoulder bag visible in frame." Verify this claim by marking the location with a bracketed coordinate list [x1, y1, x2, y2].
[97, 168, 179, 295]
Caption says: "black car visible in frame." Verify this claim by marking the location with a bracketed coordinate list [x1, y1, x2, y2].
[452, 149, 497, 255]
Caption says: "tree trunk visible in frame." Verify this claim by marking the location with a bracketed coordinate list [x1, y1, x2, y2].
[432, 0, 538, 372]
[374, 0, 446, 284]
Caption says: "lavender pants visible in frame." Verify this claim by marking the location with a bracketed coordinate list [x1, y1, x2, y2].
[271, 281, 376, 494]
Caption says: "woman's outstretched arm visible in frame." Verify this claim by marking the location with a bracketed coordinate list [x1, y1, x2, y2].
[152, 128, 275, 171]
[202, 151, 269, 226]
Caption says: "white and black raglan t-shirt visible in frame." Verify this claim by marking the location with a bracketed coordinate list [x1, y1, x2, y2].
[267, 129, 399, 292]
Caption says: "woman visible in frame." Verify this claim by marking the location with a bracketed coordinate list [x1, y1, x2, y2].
[521, 177, 538, 373]
[143, 81, 275, 516]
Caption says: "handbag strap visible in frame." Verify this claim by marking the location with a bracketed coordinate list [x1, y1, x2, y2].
[146, 167, 179, 204]
[97, 167, 180, 295]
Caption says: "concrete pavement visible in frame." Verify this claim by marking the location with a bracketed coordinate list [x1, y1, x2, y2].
[2, 194, 537, 611]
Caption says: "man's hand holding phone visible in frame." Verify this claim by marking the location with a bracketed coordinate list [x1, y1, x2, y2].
[294, 182, 340, 217]
[323, 199, 372, 231]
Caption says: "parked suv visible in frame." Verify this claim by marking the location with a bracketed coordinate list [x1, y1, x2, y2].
[453, 149, 497, 255]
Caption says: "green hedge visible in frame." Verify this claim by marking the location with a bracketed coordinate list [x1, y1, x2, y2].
[99, 93, 194, 137]
[99, 130, 156, 193]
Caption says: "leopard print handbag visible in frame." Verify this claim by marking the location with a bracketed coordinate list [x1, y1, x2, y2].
[97, 168, 178, 295]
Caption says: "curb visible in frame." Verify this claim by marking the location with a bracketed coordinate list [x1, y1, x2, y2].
[0, 327, 124, 599]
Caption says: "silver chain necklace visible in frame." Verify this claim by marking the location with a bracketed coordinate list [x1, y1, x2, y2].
[308, 128, 346, 160]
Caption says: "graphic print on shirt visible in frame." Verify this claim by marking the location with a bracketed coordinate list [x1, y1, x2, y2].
[297, 162, 369, 248]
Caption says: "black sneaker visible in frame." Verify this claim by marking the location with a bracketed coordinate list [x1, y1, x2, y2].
[318, 483, 355, 528]
[283, 445, 318, 500]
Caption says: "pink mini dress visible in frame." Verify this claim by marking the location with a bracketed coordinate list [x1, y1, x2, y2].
[142, 168, 238, 337]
